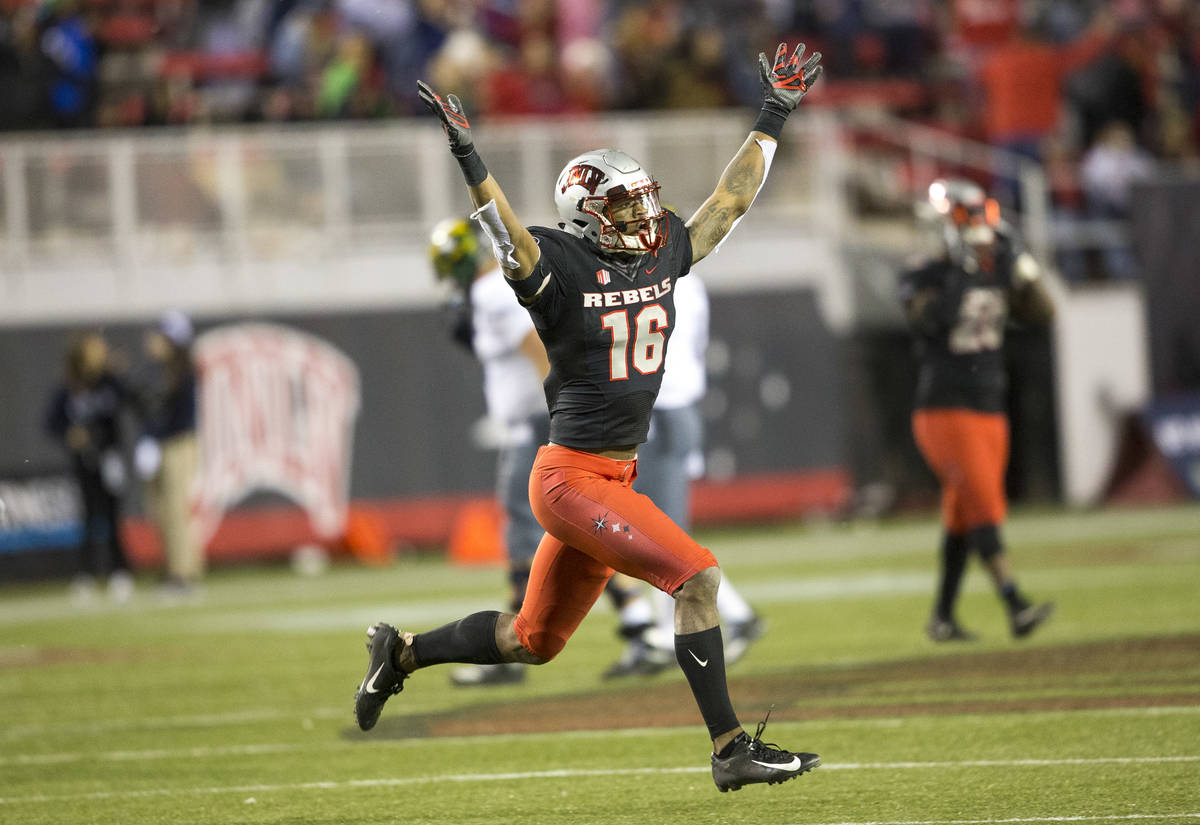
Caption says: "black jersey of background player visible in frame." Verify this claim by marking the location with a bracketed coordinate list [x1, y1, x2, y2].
[900, 233, 1020, 414]
[521, 210, 692, 449]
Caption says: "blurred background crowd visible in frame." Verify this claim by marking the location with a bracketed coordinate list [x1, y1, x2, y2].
[1, 1, 1196, 147]
[1, 0, 1197, 285]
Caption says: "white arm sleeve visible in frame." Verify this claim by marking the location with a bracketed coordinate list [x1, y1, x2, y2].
[470, 199, 519, 270]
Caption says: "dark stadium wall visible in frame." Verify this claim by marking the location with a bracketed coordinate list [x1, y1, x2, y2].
[0, 287, 852, 577]
[1130, 176, 1200, 396]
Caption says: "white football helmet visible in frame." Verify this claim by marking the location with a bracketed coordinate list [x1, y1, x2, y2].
[554, 149, 666, 253]
[927, 178, 1000, 246]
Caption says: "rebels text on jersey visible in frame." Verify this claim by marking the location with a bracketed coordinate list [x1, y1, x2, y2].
[899, 235, 1019, 413]
[515, 210, 693, 450]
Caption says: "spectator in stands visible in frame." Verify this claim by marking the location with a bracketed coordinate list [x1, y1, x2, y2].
[36, 0, 99, 128]
[484, 32, 567, 115]
[609, 2, 683, 110]
[1079, 119, 1156, 280]
[45, 330, 135, 603]
[864, 0, 933, 77]
[134, 310, 202, 597]
[1064, 20, 1150, 150]
[659, 21, 737, 110]
[424, 27, 491, 117]
[314, 30, 376, 118]
[0, 3, 45, 129]
[975, 9, 1115, 203]
[559, 36, 616, 112]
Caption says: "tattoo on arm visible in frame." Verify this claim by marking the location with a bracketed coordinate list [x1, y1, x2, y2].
[692, 203, 737, 252]
[687, 136, 767, 262]
[724, 152, 760, 199]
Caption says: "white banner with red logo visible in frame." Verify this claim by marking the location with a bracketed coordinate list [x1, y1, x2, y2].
[192, 324, 360, 547]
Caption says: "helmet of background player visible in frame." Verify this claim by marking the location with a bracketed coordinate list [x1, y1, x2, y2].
[554, 149, 666, 254]
[428, 218, 481, 289]
[927, 178, 1001, 246]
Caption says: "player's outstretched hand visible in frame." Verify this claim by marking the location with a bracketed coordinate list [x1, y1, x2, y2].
[417, 80, 474, 158]
[758, 43, 823, 115]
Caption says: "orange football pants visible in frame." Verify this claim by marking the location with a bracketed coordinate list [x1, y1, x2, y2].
[912, 408, 1009, 534]
[513, 443, 717, 661]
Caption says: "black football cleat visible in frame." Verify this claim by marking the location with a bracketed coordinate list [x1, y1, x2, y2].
[711, 714, 820, 792]
[926, 616, 978, 642]
[1011, 601, 1055, 639]
[353, 623, 408, 731]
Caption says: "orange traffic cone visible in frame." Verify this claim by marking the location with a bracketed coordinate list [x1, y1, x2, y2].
[447, 499, 507, 566]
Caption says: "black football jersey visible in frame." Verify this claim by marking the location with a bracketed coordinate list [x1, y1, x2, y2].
[899, 235, 1019, 413]
[516, 210, 693, 449]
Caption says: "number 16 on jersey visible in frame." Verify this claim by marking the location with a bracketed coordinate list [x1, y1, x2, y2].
[600, 304, 669, 380]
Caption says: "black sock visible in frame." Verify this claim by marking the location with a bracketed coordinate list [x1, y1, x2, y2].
[935, 532, 969, 621]
[410, 611, 504, 669]
[675, 626, 740, 741]
[717, 735, 745, 759]
[1000, 582, 1030, 614]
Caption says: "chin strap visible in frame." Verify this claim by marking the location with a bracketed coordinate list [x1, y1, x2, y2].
[712, 138, 777, 256]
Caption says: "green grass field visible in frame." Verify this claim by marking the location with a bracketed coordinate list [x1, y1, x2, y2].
[2, 503, 1198, 825]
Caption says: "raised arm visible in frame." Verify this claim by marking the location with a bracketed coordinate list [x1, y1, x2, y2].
[686, 43, 823, 264]
[417, 82, 540, 282]
[1009, 251, 1056, 325]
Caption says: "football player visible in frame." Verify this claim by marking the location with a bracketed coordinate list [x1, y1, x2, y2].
[900, 178, 1057, 642]
[430, 219, 766, 682]
[428, 216, 658, 686]
[357, 43, 823, 792]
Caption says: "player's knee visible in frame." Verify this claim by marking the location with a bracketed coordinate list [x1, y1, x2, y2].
[496, 614, 553, 664]
[674, 565, 721, 607]
[511, 633, 558, 664]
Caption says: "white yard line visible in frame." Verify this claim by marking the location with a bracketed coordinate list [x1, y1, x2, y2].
[1, 755, 1197, 805]
[0, 742, 305, 766]
[37, 563, 1183, 634]
[802, 817, 1200, 825]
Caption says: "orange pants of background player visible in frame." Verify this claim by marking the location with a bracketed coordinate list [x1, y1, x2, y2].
[513, 444, 717, 661]
[912, 408, 1009, 535]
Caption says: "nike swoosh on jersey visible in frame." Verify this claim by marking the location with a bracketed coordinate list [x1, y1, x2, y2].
[687, 649, 709, 667]
[645, 264, 658, 274]
[364, 664, 387, 694]
[752, 755, 804, 771]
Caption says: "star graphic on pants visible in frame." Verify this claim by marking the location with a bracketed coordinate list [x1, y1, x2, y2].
[592, 512, 608, 534]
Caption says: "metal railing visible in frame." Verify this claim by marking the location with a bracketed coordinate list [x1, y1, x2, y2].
[0, 108, 1137, 325]
[0, 111, 844, 324]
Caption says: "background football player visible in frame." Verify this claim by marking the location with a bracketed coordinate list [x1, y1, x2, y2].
[357, 43, 824, 792]
[900, 178, 1057, 643]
